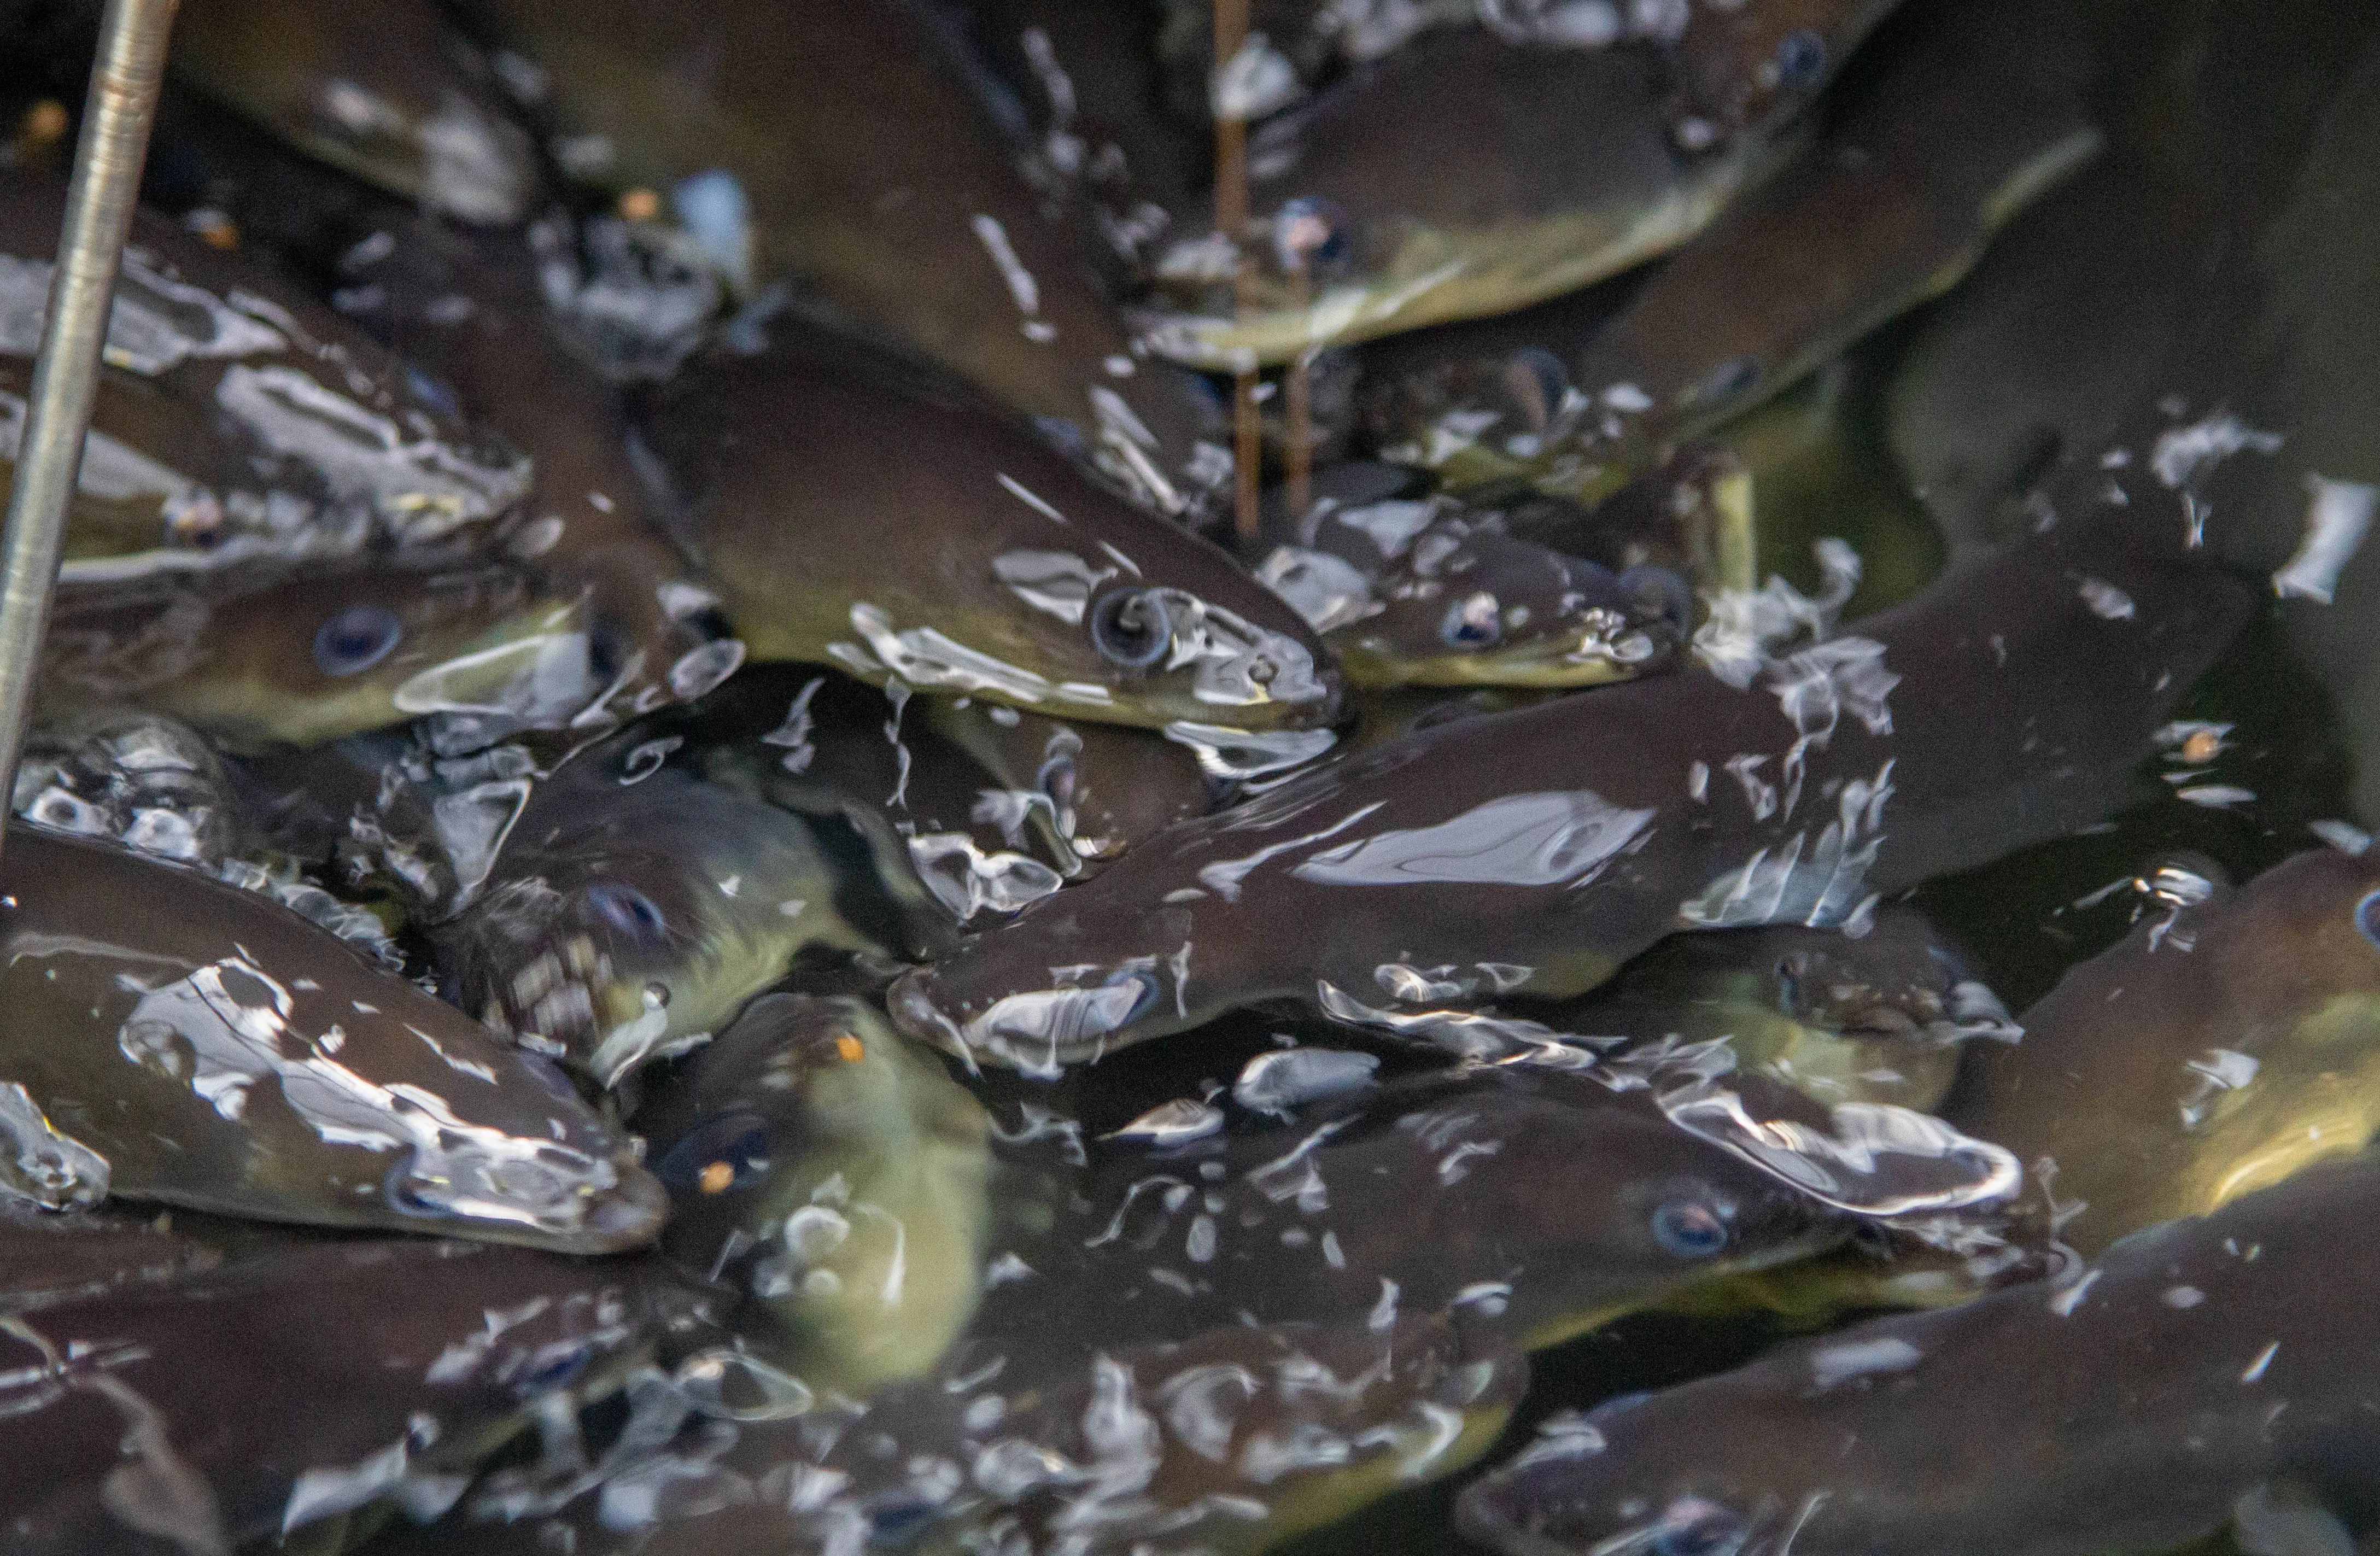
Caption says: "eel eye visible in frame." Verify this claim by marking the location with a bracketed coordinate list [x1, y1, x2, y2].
[1441, 592, 1504, 648]
[587, 881, 669, 945]
[313, 605, 403, 677]
[1774, 29, 1828, 93]
[1089, 589, 1174, 669]
[1650, 1192, 1732, 1257]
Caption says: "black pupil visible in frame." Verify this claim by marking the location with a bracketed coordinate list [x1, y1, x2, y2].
[1653, 1200, 1728, 1256]
[589, 881, 667, 942]
[1443, 595, 1501, 647]
[1091, 589, 1172, 668]
[1776, 30, 1827, 90]
[313, 605, 401, 676]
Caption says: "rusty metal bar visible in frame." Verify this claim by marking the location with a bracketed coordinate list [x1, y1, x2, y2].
[1213, 0, 1261, 551]
[0, 0, 177, 875]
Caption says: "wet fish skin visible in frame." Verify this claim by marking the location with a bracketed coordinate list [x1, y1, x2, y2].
[11, 710, 411, 963]
[888, 425, 2256, 1068]
[834, 1313, 1525, 1555]
[1884, 159, 2207, 562]
[139, 90, 722, 719]
[1376, 0, 2101, 496]
[170, 0, 537, 225]
[1562, 908, 2010, 1113]
[2218, 33, 2380, 830]
[1946, 846, 2380, 1259]
[434, 722, 900, 1090]
[636, 322, 1340, 732]
[0, 166, 531, 584]
[682, 669, 1040, 941]
[1644, 852, 2380, 1327]
[227, 731, 461, 919]
[0, 1201, 222, 1315]
[314, 206, 727, 725]
[964, 0, 1203, 271]
[38, 560, 600, 751]
[1264, 496, 1686, 688]
[0, 825, 666, 1251]
[14, 707, 246, 871]
[634, 995, 992, 1396]
[0, 1237, 714, 1555]
[388, 1313, 1524, 1556]
[461, 0, 1217, 496]
[923, 697, 1223, 871]
[1330, 682, 1564, 763]
[1366, 443, 1756, 606]
[1660, 0, 1902, 150]
[1143, 28, 1783, 365]
[976, 1062, 1849, 1355]
[1457, 1150, 2380, 1556]
[1888, 0, 2380, 565]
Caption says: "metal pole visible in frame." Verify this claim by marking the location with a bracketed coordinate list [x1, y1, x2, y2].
[0, 0, 176, 878]
[1212, 0, 1261, 553]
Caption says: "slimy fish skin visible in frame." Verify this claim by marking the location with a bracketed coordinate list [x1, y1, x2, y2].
[636, 321, 1340, 733]
[0, 826, 667, 1253]
[1458, 1151, 2380, 1556]
[890, 422, 2254, 1069]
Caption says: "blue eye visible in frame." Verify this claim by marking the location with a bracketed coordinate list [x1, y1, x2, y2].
[1441, 593, 1503, 648]
[384, 1163, 445, 1219]
[2356, 889, 2380, 950]
[1774, 29, 1828, 92]
[1651, 1195, 1730, 1257]
[586, 881, 668, 944]
[653, 1113, 772, 1194]
[1089, 589, 1174, 669]
[1652, 1496, 1750, 1556]
[312, 605, 402, 676]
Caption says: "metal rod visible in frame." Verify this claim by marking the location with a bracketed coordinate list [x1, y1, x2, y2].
[1284, 313, 1313, 526]
[0, 0, 176, 878]
[1212, 0, 1261, 552]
